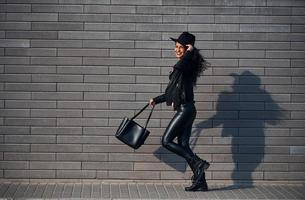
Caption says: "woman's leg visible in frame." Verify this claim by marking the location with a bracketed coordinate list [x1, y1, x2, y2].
[161, 103, 196, 163]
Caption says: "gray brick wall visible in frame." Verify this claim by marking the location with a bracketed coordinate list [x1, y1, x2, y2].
[0, 0, 305, 183]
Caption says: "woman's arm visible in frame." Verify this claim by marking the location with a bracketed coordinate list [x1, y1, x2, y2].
[153, 93, 166, 104]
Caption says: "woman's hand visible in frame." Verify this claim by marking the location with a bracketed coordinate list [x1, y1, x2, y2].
[149, 98, 155, 107]
[186, 44, 194, 51]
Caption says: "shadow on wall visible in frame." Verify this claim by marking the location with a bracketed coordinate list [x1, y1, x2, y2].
[154, 70, 285, 187]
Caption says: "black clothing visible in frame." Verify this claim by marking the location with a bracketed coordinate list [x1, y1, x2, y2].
[153, 50, 207, 189]
[162, 102, 197, 163]
[164, 69, 186, 110]
[153, 51, 195, 108]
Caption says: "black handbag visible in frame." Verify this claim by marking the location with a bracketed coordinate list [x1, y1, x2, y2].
[115, 103, 155, 149]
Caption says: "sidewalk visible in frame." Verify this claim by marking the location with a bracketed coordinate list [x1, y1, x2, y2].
[0, 181, 305, 199]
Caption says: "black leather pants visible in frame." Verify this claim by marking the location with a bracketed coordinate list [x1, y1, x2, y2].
[162, 102, 197, 163]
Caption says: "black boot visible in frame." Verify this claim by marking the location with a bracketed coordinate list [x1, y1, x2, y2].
[189, 154, 210, 181]
[185, 171, 208, 192]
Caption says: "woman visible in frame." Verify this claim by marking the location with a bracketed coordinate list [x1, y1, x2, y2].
[149, 32, 210, 191]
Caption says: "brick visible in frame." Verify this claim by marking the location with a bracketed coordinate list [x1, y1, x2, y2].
[240, 59, 290, 68]
[85, 23, 135, 31]
[59, 14, 110, 22]
[6, 31, 58, 39]
[111, 32, 161, 40]
[4, 153, 55, 161]
[0, 109, 30, 117]
[268, 0, 305, 6]
[292, 42, 305, 50]
[30, 161, 81, 169]
[239, 42, 290, 50]
[56, 170, 96, 179]
[0, 126, 30, 135]
[31, 57, 82, 65]
[31, 144, 82, 152]
[266, 51, 305, 59]
[213, 6, 239, 14]
[110, 49, 160, 58]
[265, 172, 305, 180]
[112, 0, 161, 5]
[83, 162, 133, 170]
[292, 94, 305, 102]
[111, 14, 161, 23]
[84, 5, 135, 13]
[83, 110, 134, 118]
[83, 40, 134, 48]
[84, 75, 135, 83]
[32, 22, 83, 31]
[83, 127, 115, 136]
[134, 163, 185, 171]
[57, 153, 107, 161]
[189, 24, 239, 32]
[135, 41, 167, 49]
[5, 48, 56, 56]
[4, 170, 55, 179]
[0, 161, 28, 169]
[164, 15, 214, 23]
[84, 92, 135, 101]
[9, 0, 58, 3]
[31, 40, 82, 48]
[0, 74, 31, 82]
[240, 7, 291, 15]
[5, 135, 56, 144]
[5, 100, 56, 109]
[57, 83, 108, 91]
[290, 146, 305, 155]
[32, 4, 83, 12]
[31, 127, 82, 135]
[5, 118, 56, 126]
[57, 66, 108, 74]
[32, 74, 82, 83]
[0, 22, 31, 30]
[31, 109, 82, 117]
[5, 65, 56, 74]
[58, 48, 108, 57]
[5, 83, 56, 91]
[136, 24, 187, 32]
[291, 129, 305, 136]
[164, 0, 213, 5]
[214, 50, 265, 58]
[109, 153, 159, 162]
[57, 136, 108, 144]
[292, 68, 305, 76]
[161, 171, 193, 180]
[0, 92, 31, 99]
[83, 57, 134, 66]
[2, 4, 31, 12]
[109, 171, 159, 179]
[59, 31, 109, 39]
[289, 163, 305, 172]
[292, 25, 305, 33]
[83, 144, 133, 153]
[57, 101, 108, 109]
[57, 118, 108, 127]
[240, 24, 290, 32]
[137, 6, 187, 14]
[7, 13, 58, 21]
[0, 144, 30, 152]
[0, 39, 29, 47]
[213, 171, 263, 180]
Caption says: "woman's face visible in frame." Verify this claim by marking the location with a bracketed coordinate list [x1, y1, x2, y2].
[174, 42, 186, 59]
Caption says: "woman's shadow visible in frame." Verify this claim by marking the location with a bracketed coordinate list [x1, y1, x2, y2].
[154, 70, 285, 189]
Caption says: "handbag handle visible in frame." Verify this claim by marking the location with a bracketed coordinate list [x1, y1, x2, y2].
[131, 103, 155, 129]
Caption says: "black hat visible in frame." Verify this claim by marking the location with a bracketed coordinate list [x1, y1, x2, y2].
[170, 32, 195, 46]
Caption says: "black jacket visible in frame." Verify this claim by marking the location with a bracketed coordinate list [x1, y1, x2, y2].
[153, 50, 195, 110]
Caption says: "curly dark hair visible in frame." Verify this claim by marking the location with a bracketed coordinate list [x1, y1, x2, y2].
[190, 47, 210, 86]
